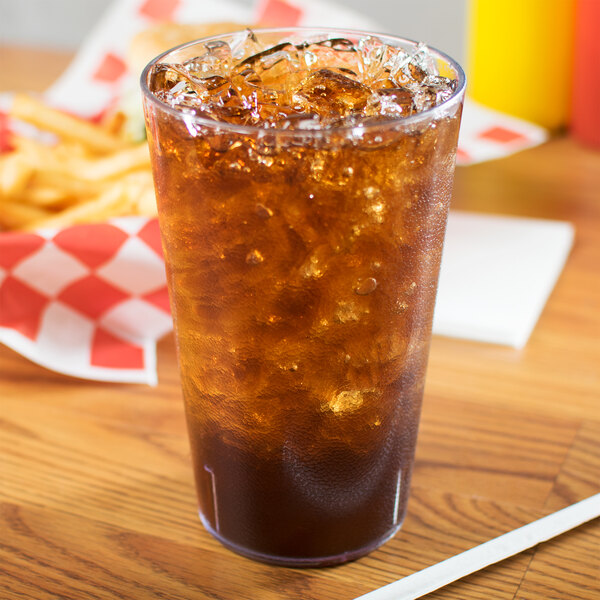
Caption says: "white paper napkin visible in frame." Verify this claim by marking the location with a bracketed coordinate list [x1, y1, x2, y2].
[433, 211, 575, 348]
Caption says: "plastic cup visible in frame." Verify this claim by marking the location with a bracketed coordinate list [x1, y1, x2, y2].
[142, 27, 465, 567]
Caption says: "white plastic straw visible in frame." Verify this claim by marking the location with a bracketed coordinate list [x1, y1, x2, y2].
[354, 493, 600, 600]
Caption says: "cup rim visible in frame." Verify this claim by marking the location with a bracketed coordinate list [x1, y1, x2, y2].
[140, 26, 466, 136]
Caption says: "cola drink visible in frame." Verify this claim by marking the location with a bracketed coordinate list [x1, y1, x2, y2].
[142, 28, 465, 566]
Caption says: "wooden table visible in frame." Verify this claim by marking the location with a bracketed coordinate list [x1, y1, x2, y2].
[1, 47, 599, 600]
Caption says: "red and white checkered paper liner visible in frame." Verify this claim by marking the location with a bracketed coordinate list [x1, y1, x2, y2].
[0, 0, 549, 383]
[0, 218, 171, 384]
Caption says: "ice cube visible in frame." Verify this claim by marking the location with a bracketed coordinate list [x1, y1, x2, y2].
[299, 244, 331, 279]
[325, 389, 365, 414]
[298, 38, 362, 76]
[292, 69, 372, 118]
[212, 100, 253, 125]
[374, 87, 415, 117]
[365, 201, 386, 224]
[240, 43, 300, 78]
[410, 42, 438, 77]
[357, 37, 398, 85]
[423, 75, 459, 104]
[149, 33, 458, 128]
[184, 40, 232, 77]
[316, 38, 356, 52]
[408, 83, 440, 113]
[229, 29, 263, 61]
[388, 41, 439, 88]
[151, 64, 209, 104]
[334, 300, 360, 323]
[230, 65, 281, 117]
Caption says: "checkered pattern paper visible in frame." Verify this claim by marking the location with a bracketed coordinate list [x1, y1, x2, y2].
[456, 99, 548, 165]
[0, 218, 171, 384]
[0, 0, 551, 383]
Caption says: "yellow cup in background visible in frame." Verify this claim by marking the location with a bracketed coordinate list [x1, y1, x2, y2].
[468, 0, 576, 130]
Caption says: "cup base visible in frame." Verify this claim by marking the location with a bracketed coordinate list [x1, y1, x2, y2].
[199, 511, 404, 568]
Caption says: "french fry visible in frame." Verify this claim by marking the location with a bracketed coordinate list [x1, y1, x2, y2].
[54, 140, 93, 161]
[0, 198, 51, 229]
[11, 94, 127, 154]
[15, 184, 99, 209]
[134, 186, 158, 216]
[29, 170, 105, 199]
[120, 170, 157, 217]
[25, 184, 131, 231]
[1, 95, 158, 232]
[100, 110, 127, 137]
[0, 152, 34, 196]
[11, 135, 62, 170]
[14, 185, 73, 207]
[61, 143, 151, 182]
[10, 135, 150, 182]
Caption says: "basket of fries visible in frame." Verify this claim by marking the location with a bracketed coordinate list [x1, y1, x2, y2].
[1, 95, 156, 231]
[0, 92, 175, 384]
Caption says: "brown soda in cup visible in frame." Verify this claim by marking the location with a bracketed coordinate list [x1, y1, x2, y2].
[142, 28, 465, 567]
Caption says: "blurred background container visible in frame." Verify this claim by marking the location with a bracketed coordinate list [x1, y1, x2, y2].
[467, 0, 576, 130]
[570, 0, 600, 148]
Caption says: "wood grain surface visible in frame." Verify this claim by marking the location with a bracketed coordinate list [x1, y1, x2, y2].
[1, 48, 599, 599]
